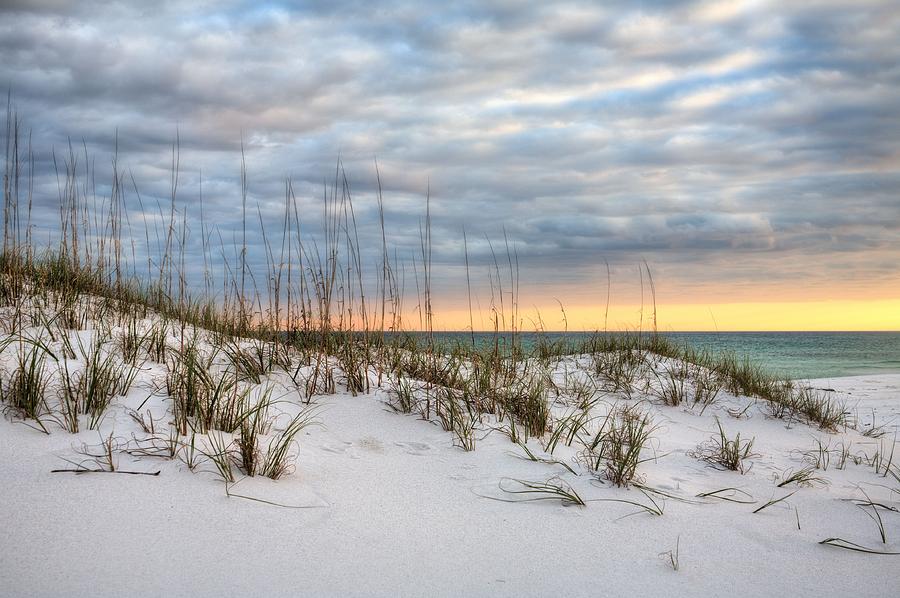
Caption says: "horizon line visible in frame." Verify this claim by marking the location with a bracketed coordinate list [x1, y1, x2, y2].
[374, 329, 900, 334]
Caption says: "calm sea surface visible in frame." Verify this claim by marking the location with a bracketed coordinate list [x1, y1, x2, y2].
[421, 331, 900, 380]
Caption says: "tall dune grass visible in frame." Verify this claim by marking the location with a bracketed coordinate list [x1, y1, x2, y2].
[0, 102, 847, 456]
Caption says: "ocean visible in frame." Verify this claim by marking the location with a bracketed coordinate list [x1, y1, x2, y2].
[422, 331, 900, 380]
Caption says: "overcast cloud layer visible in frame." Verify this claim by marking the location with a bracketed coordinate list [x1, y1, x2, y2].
[2, 0, 899, 316]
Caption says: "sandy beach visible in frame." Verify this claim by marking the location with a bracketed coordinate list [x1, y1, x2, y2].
[2, 342, 897, 597]
[2, 3, 898, 595]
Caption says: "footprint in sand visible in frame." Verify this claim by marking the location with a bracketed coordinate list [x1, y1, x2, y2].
[394, 441, 432, 456]
[320, 441, 354, 455]
[449, 463, 479, 481]
[358, 436, 384, 453]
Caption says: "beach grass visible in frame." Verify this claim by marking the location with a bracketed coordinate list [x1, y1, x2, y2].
[0, 104, 868, 495]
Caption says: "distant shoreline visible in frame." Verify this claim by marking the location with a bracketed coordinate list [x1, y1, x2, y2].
[397, 331, 900, 381]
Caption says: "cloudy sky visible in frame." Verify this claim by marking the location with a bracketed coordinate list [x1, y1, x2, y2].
[2, 0, 899, 329]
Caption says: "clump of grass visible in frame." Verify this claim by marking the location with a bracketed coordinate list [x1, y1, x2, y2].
[197, 373, 245, 432]
[259, 406, 319, 479]
[802, 437, 856, 471]
[563, 373, 597, 408]
[690, 365, 721, 414]
[654, 368, 686, 407]
[199, 398, 316, 481]
[431, 385, 482, 448]
[179, 432, 203, 471]
[857, 409, 890, 438]
[60, 335, 138, 430]
[145, 319, 169, 363]
[435, 386, 462, 432]
[791, 386, 847, 431]
[543, 401, 596, 455]
[500, 412, 522, 444]
[202, 431, 236, 483]
[337, 342, 369, 395]
[715, 353, 790, 404]
[580, 402, 656, 487]
[116, 316, 149, 366]
[747, 379, 847, 431]
[387, 377, 417, 414]
[166, 340, 214, 434]
[501, 375, 550, 439]
[0, 337, 54, 431]
[66, 432, 124, 472]
[866, 437, 899, 482]
[56, 288, 87, 331]
[295, 361, 336, 400]
[225, 340, 268, 384]
[167, 337, 277, 436]
[451, 403, 478, 452]
[236, 402, 267, 477]
[593, 349, 643, 397]
[835, 441, 858, 469]
[226, 338, 293, 384]
[710, 355, 846, 431]
[690, 418, 756, 474]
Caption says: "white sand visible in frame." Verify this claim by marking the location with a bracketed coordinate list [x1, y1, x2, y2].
[1, 345, 898, 596]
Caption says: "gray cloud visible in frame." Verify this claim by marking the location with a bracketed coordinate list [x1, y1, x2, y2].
[1, 0, 898, 315]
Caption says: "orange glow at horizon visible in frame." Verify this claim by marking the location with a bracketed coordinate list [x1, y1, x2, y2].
[422, 299, 900, 332]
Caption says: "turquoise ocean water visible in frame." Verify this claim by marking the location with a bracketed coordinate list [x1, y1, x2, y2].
[422, 331, 900, 380]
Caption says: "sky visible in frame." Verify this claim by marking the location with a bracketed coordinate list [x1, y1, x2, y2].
[2, 0, 899, 330]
